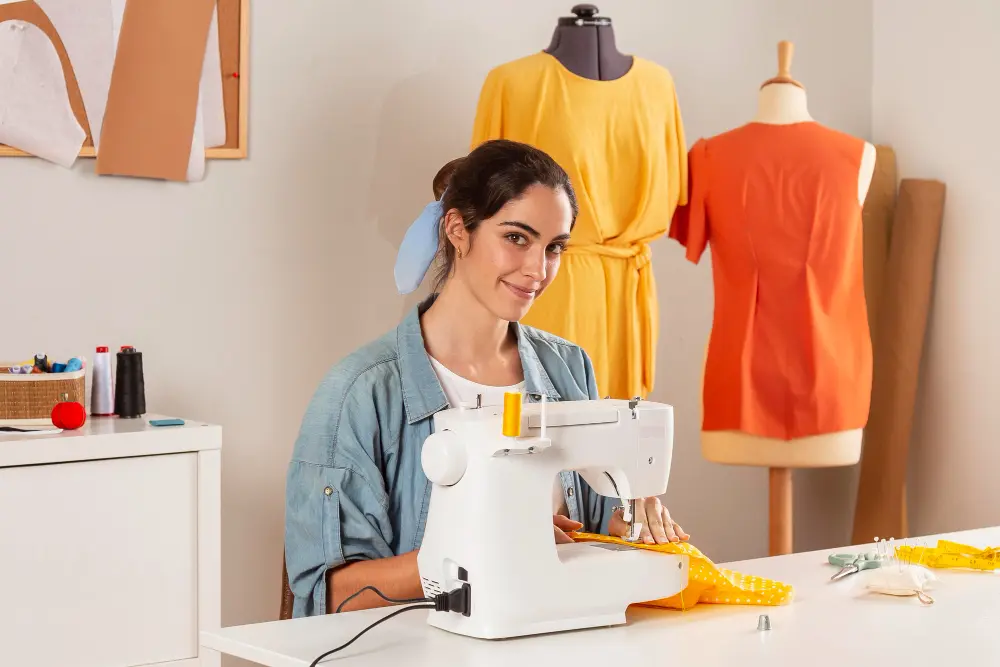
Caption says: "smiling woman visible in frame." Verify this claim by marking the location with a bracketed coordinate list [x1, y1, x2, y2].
[429, 139, 577, 316]
[283, 138, 686, 618]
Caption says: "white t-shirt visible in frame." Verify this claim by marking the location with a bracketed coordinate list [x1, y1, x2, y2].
[429, 357, 567, 517]
[429, 356, 524, 409]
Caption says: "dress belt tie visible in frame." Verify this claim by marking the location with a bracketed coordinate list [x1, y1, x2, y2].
[563, 242, 657, 398]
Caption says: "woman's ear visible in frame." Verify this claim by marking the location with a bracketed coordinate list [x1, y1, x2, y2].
[442, 209, 468, 256]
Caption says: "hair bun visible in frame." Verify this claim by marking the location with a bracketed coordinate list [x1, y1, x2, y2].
[432, 157, 464, 200]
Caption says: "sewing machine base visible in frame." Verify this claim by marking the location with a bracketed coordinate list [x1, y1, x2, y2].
[426, 609, 629, 640]
[420, 545, 689, 640]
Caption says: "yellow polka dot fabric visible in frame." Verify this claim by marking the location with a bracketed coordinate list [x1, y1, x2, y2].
[569, 532, 794, 610]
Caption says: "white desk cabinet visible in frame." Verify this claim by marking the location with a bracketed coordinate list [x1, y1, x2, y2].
[0, 415, 221, 667]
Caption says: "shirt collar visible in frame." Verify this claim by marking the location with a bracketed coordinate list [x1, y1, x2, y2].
[396, 295, 561, 425]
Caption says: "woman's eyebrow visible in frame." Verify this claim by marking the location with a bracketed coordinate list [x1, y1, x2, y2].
[500, 220, 540, 238]
[500, 221, 571, 243]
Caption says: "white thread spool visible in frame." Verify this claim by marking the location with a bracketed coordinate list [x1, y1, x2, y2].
[90, 346, 114, 416]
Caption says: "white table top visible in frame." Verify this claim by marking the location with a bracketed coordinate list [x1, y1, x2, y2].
[202, 526, 1000, 666]
[0, 413, 221, 467]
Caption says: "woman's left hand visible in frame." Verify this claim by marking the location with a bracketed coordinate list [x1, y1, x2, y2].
[609, 497, 689, 545]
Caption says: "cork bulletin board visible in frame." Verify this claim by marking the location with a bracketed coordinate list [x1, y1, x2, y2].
[0, 0, 249, 160]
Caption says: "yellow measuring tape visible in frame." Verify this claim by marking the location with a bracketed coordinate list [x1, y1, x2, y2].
[895, 540, 999, 571]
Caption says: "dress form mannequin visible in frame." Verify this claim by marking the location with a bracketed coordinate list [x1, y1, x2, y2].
[545, 4, 632, 81]
[700, 42, 877, 556]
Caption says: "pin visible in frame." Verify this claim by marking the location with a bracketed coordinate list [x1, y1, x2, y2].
[757, 614, 771, 631]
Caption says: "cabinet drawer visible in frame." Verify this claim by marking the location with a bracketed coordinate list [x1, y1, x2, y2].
[0, 453, 199, 667]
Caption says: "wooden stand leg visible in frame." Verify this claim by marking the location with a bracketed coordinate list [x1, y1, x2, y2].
[769, 467, 793, 556]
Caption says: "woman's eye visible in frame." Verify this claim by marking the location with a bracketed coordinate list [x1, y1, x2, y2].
[505, 233, 527, 246]
[547, 243, 566, 255]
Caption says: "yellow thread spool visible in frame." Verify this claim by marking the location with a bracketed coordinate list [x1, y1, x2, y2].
[502, 392, 522, 437]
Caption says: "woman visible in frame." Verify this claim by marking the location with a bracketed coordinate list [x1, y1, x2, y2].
[285, 139, 688, 617]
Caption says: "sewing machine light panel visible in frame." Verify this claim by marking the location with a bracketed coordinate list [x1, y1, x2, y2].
[425, 397, 674, 501]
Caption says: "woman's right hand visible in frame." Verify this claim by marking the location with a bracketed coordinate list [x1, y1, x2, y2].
[553, 515, 583, 544]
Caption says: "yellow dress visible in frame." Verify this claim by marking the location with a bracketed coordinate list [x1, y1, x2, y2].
[570, 532, 794, 610]
[471, 52, 688, 399]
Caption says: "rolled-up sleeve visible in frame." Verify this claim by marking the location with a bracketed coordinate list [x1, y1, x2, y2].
[284, 376, 394, 617]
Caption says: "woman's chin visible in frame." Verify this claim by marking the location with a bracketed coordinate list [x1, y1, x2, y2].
[492, 295, 534, 323]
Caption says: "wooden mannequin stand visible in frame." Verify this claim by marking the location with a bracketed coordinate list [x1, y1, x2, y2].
[769, 468, 792, 555]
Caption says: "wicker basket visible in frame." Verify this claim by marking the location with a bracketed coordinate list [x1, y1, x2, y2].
[0, 365, 86, 422]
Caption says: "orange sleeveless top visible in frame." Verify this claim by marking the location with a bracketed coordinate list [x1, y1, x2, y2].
[669, 122, 872, 440]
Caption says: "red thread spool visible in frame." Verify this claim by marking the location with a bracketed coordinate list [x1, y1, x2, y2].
[52, 393, 86, 430]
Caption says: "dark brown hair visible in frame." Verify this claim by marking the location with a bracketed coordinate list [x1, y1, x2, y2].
[430, 139, 578, 292]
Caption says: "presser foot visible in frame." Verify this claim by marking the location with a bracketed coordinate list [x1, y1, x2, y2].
[613, 503, 644, 542]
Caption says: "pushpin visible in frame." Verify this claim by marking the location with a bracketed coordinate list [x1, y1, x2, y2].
[757, 614, 771, 631]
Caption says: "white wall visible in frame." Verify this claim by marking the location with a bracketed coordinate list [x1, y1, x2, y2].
[0, 0, 874, 653]
[873, 0, 1000, 536]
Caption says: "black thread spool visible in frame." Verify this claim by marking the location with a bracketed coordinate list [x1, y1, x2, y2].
[114, 346, 146, 418]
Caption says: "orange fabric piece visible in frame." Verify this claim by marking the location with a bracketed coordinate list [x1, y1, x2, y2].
[570, 532, 794, 610]
[669, 122, 872, 440]
[470, 52, 688, 400]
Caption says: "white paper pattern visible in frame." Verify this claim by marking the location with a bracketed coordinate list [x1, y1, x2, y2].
[34, 0, 114, 148]
[187, 89, 206, 181]
[0, 20, 86, 167]
[110, 0, 124, 49]
[200, 4, 225, 149]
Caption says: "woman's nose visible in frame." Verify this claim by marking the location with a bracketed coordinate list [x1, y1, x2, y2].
[522, 248, 546, 281]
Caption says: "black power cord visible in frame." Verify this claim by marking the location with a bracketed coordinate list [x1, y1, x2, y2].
[335, 585, 430, 614]
[309, 583, 472, 666]
[308, 602, 434, 667]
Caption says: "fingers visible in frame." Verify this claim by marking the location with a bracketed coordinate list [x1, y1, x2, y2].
[672, 518, 690, 541]
[552, 514, 583, 532]
[607, 507, 627, 538]
[553, 514, 582, 544]
[642, 498, 669, 544]
[660, 507, 678, 543]
[606, 503, 690, 544]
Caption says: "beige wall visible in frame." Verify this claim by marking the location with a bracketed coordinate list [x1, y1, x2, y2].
[0, 0, 875, 649]
[872, 0, 1000, 535]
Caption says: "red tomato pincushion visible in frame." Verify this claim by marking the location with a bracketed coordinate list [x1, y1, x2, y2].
[52, 393, 86, 429]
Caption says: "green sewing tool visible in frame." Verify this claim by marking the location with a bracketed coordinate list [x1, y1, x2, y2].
[828, 551, 882, 581]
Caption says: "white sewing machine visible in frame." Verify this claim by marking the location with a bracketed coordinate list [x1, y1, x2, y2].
[416, 395, 689, 639]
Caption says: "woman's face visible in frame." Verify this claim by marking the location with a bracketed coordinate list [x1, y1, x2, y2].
[449, 184, 573, 322]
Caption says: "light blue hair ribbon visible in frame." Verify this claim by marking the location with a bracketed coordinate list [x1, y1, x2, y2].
[394, 195, 446, 294]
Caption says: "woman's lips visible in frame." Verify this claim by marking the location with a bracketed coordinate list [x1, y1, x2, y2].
[502, 280, 536, 300]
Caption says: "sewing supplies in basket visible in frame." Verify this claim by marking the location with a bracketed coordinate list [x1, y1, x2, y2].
[4, 354, 84, 375]
[1, 353, 88, 423]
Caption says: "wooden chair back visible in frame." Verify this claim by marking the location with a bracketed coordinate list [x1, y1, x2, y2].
[279, 554, 294, 620]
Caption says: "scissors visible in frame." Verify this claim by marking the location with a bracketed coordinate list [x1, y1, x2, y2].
[828, 551, 882, 581]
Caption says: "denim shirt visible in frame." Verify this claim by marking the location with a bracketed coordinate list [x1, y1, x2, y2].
[284, 296, 614, 617]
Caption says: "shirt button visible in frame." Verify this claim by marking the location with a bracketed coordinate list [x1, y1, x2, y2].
[567, 488, 574, 497]
[324, 487, 333, 496]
